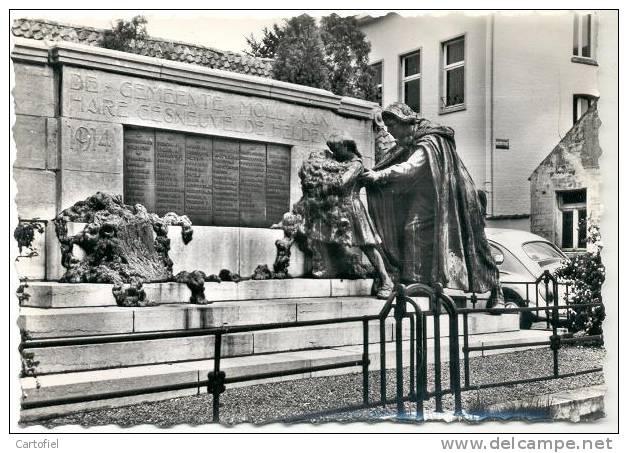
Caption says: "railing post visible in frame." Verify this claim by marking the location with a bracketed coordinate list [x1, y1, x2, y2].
[448, 310, 463, 416]
[463, 312, 470, 388]
[376, 288, 397, 408]
[437, 287, 462, 416]
[409, 314, 415, 402]
[362, 318, 369, 405]
[394, 287, 407, 417]
[567, 284, 571, 324]
[549, 274, 561, 378]
[415, 311, 424, 420]
[432, 287, 443, 413]
[208, 333, 225, 423]
[544, 272, 551, 329]
[422, 314, 428, 404]
[379, 318, 387, 406]
[535, 281, 542, 327]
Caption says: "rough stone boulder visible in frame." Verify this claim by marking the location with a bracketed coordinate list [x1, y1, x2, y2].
[54, 192, 193, 285]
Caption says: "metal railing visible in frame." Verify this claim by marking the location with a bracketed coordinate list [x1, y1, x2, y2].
[389, 270, 604, 420]
[19, 270, 603, 423]
[20, 313, 383, 421]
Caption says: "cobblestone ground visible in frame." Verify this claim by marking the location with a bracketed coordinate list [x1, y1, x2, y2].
[26, 345, 605, 427]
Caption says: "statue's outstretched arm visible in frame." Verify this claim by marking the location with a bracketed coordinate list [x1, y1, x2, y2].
[376, 145, 428, 184]
[339, 160, 363, 188]
[373, 112, 396, 163]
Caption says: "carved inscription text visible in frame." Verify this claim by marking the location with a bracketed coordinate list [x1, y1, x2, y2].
[64, 68, 331, 143]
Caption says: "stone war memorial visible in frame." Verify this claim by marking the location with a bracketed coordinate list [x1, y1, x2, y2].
[13, 37, 532, 423]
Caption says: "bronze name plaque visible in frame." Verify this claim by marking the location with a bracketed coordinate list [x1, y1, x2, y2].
[155, 131, 185, 215]
[123, 128, 291, 227]
[124, 129, 156, 212]
[239, 141, 267, 227]
[185, 135, 213, 225]
[212, 138, 240, 227]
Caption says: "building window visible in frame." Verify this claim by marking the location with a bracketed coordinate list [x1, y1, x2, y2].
[558, 189, 587, 250]
[573, 94, 596, 124]
[573, 13, 596, 61]
[441, 36, 465, 111]
[400, 50, 421, 113]
[371, 61, 383, 106]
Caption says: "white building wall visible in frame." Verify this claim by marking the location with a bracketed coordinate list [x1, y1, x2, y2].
[491, 12, 599, 217]
[361, 13, 489, 190]
[361, 11, 599, 227]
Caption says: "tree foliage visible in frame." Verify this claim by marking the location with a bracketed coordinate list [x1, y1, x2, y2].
[271, 15, 331, 91]
[101, 15, 148, 52]
[244, 23, 285, 59]
[319, 14, 377, 100]
[245, 14, 377, 100]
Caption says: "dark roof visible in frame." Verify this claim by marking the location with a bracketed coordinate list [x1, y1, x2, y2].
[11, 18, 274, 78]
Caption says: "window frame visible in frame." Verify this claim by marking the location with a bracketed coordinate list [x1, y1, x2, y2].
[572, 12, 598, 65]
[370, 60, 384, 106]
[557, 189, 588, 251]
[398, 47, 422, 114]
[572, 93, 598, 125]
[439, 34, 467, 114]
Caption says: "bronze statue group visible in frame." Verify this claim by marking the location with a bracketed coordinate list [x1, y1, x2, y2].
[297, 102, 503, 304]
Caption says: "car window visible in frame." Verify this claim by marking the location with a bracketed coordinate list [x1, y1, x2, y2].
[522, 241, 566, 267]
[489, 243, 530, 276]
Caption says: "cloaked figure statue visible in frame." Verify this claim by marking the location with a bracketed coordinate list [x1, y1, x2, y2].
[361, 102, 503, 303]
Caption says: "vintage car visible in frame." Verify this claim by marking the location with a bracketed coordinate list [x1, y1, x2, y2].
[485, 228, 569, 329]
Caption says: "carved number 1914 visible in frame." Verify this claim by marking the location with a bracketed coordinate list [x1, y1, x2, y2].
[67, 125, 113, 153]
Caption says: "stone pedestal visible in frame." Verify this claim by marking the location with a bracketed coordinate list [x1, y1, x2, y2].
[45, 222, 87, 281]
[19, 278, 374, 308]
[14, 223, 47, 280]
[168, 226, 307, 278]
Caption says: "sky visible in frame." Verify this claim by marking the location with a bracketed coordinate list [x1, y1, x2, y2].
[12, 10, 529, 54]
[13, 10, 388, 53]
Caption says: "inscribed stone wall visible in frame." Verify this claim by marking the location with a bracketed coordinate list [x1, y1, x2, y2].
[60, 66, 374, 210]
[12, 42, 376, 280]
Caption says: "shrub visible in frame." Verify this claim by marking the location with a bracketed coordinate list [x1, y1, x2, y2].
[555, 221, 605, 336]
[14, 221, 44, 255]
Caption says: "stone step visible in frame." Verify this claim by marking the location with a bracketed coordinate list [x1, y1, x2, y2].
[19, 278, 374, 308]
[23, 321, 389, 374]
[19, 296, 519, 339]
[20, 329, 551, 421]
[18, 296, 382, 338]
[485, 384, 606, 423]
[22, 311, 519, 375]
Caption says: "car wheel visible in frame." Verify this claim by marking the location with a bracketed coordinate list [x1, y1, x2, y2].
[503, 290, 534, 329]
